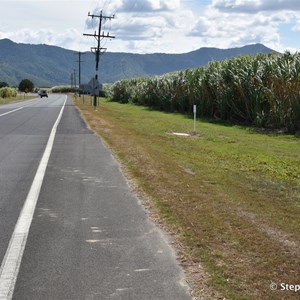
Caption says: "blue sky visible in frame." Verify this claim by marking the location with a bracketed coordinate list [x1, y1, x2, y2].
[1, 0, 300, 53]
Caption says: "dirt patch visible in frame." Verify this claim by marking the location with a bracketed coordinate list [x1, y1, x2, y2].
[235, 208, 300, 258]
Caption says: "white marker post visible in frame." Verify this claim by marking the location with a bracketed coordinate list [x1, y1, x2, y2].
[193, 105, 197, 134]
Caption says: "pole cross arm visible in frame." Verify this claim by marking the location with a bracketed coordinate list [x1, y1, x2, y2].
[100, 33, 115, 39]
[83, 33, 97, 37]
[91, 47, 107, 52]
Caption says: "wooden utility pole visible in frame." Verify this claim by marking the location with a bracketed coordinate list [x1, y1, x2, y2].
[83, 11, 115, 108]
[70, 73, 74, 89]
[73, 69, 77, 94]
[74, 51, 85, 95]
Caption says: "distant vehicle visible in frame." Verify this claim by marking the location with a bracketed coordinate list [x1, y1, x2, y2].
[38, 90, 48, 98]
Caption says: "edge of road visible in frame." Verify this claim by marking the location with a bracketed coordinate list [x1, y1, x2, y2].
[0, 96, 68, 300]
[72, 97, 199, 299]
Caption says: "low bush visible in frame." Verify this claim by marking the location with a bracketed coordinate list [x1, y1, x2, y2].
[0, 87, 17, 98]
[51, 86, 75, 93]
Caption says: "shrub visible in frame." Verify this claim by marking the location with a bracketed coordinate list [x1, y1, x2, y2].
[18, 79, 34, 93]
[0, 87, 17, 98]
[51, 86, 75, 93]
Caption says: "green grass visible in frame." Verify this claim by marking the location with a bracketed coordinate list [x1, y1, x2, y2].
[75, 98, 300, 300]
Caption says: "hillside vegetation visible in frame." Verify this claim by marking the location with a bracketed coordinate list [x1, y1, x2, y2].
[0, 39, 273, 86]
[110, 51, 300, 133]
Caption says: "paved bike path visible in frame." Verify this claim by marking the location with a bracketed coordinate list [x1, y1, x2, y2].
[13, 97, 191, 299]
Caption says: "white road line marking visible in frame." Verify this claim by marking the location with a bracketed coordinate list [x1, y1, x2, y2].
[0, 96, 67, 300]
[0, 107, 24, 117]
[0, 101, 37, 117]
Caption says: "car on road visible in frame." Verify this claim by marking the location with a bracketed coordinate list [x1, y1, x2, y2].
[38, 90, 48, 98]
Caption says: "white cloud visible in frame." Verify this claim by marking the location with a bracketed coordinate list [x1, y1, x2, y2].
[212, 0, 300, 14]
[1, 0, 300, 53]
[85, 0, 300, 53]
[186, 1, 300, 52]
[0, 27, 85, 50]
[82, 0, 196, 53]
[118, 0, 181, 12]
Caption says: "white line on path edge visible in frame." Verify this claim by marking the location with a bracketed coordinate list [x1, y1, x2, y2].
[0, 96, 68, 300]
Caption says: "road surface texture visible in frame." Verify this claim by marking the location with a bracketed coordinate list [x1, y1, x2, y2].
[0, 95, 191, 300]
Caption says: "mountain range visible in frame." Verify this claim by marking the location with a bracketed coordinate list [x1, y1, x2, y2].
[0, 39, 274, 87]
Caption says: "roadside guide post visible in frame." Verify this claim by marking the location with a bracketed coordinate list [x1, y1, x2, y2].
[193, 105, 197, 134]
[88, 78, 100, 110]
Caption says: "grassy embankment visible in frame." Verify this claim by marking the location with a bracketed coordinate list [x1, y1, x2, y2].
[75, 97, 300, 300]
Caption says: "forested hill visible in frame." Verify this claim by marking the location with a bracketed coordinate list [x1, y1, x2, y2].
[0, 38, 274, 87]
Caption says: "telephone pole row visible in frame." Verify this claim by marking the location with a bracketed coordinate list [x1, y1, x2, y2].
[74, 51, 85, 94]
[83, 10, 115, 107]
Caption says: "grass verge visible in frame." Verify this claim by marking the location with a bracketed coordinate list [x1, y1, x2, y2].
[75, 97, 300, 300]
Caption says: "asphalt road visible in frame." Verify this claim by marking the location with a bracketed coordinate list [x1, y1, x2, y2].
[0, 95, 191, 300]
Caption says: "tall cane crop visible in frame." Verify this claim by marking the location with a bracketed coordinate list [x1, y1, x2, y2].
[111, 52, 300, 132]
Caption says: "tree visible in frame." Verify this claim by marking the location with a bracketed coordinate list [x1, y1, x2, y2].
[18, 79, 34, 93]
[0, 82, 9, 88]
